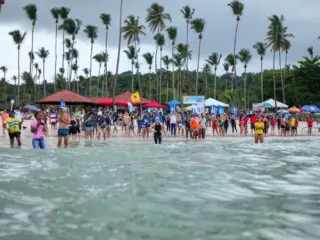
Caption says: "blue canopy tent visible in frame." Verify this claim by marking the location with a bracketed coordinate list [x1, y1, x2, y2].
[168, 100, 180, 112]
[303, 105, 320, 113]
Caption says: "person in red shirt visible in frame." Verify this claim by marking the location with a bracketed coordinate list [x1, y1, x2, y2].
[250, 115, 257, 135]
[307, 116, 313, 136]
[212, 117, 218, 136]
[244, 116, 249, 135]
[270, 117, 276, 135]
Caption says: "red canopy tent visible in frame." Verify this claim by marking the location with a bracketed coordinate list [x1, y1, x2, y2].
[89, 97, 106, 104]
[115, 99, 129, 106]
[114, 91, 150, 105]
[37, 90, 93, 105]
[143, 100, 167, 109]
[96, 98, 113, 106]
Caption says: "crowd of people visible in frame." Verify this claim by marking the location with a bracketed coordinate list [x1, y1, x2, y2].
[1, 106, 320, 149]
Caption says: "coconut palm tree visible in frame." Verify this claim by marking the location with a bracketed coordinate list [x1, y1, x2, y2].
[225, 54, 236, 90]
[100, 13, 111, 96]
[21, 72, 35, 103]
[23, 4, 37, 75]
[307, 46, 314, 59]
[143, 52, 154, 100]
[253, 41, 267, 102]
[36, 47, 49, 97]
[122, 15, 146, 47]
[71, 48, 79, 92]
[228, 0, 244, 76]
[238, 48, 252, 110]
[58, 7, 70, 73]
[112, 0, 123, 111]
[50, 7, 60, 91]
[71, 63, 79, 92]
[172, 53, 185, 102]
[33, 63, 38, 99]
[162, 55, 171, 102]
[37, 68, 41, 99]
[124, 45, 138, 92]
[223, 62, 230, 91]
[154, 33, 165, 103]
[191, 18, 205, 95]
[282, 39, 291, 101]
[93, 52, 105, 95]
[166, 26, 178, 99]
[11, 75, 17, 98]
[206, 52, 222, 99]
[202, 63, 211, 96]
[83, 68, 89, 78]
[146, 3, 171, 100]
[181, 5, 195, 85]
[84, 25, 98, 96]
[9, 30, 26, 106]
[0, 66, 7, 106]
[64, 38, 72, 82]
[176, 43, 192, 97]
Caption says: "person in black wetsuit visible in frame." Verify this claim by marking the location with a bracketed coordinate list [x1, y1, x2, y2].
[153, 117, 163, 144]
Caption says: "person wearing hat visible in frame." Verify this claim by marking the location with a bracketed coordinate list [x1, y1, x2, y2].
[97, 111, 107, 140]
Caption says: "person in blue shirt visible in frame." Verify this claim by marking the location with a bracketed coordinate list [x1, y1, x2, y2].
[142, 114, 150, 139]
[137, 115, 143, 136]
[96, 111, 107, 140]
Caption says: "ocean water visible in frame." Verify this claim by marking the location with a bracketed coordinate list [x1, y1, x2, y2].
[0, 138, 320, 240]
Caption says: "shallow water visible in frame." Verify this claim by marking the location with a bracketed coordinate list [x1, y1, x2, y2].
[0, 138, 320, 240]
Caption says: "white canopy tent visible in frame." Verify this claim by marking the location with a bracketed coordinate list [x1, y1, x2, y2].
[252, 98, 288, 109]
[204, 98, 229, 107]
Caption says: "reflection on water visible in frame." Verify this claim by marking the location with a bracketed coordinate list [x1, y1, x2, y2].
[0, 139, 320, 240]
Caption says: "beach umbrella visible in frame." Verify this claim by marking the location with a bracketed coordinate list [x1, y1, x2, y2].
[23, 104, 39, 111]
[288, 106, 300, 113]
[143, 100, 168, 109]
[96, 98, 113, 106]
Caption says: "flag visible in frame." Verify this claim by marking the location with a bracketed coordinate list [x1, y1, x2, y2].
[131, 92, 140, 104]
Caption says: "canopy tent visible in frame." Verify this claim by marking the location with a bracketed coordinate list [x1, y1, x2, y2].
[143, 100, 167, 109]
[204, 98, 229, 107]
[253, 99, 288, 109]
[38, 90, 93, 105]
[114, 91, 150, 105]
[302, 105, 320, 113]
[89, 97, 105, 104]
[96, 98, 113, 106]
[288, 106, 300, 113]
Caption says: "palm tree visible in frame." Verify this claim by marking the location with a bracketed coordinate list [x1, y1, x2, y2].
[154, 33, 165, 103]
[93, 52, 105, 95]
[223, 62, 230, 91]
[37, 68, 41, 99]
[228, 0, 244, 77]
[206, 52, 222, 99]
[100, 13, 111, 96]
[84, 25, 98, 96]
[9, 30, 26, 106]
[166, 26, 178, 99]
[172, 54, 185, 102]
[191, 18, 205, 95]
[307, 46, 314, 59]
[58, 7, 70, 73]
[12, 75, 17, 98]
[124, 45, 138, 92]
[146, 3, 171, 100]
[176, 43, 192, 97]
[50, 7, 60, 91]
[181, 5, 195, 85]
[33, 63, 38, 99]
[0, 66, 7, 106]
[64, 38, 72, 82]
[122, 15, 146, 47]
[253, 41, 267, 102]
[225, 54, 236, 90]
[282, 39, 291, 102]
[36, 47, 49, 97]
[112, 0, 123, 111]
[238, 48, 252, 110]
[162, 55, 171, 102]
[71, 63, 79, 92]
[23, 4, 37, 75]
[71, 48, 79, 92]
[202, 63, 212, 96]
[21, 72, 35, 103]
[143, 52, 153, 100]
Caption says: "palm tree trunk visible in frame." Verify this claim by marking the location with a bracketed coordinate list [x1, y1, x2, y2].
[62, 30, 65, 74]
[179, 69, 182, 109]
[155, 27, 160, 102]
[171, 43, 175, 100]
[104, 26, 109, 96]
[54, 21, 58, 92]
[166, 70, 169, 103]
[30, 24, 35, 75]
[43, 60, 46, 97]
[284, 50, 288, 103]
[112, 0, 123, 111]
[159, 48, 163, 103]
[214, 68, 217, 99]
[244, 67, 247, 111]
[97, 63, 101, 96]
[233, 19, 239, 81]
[272, 50, 277, 111]
[131, 63, 134, 92]
[17, 47, 21, 106]
[225, 74, 228, 91]
[195, 37, 202, 95]
[260, 58, 264, 102]
[76, 71, 79, 93]
[186, 21, 190, 91]
[279, 50, 285, 104]
[148, 68, 152, 100]
[89, 41, 94, 96]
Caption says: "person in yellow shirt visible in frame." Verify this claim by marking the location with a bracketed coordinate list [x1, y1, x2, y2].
[5, 111, 22, 147]
[254, 117, 264, 144]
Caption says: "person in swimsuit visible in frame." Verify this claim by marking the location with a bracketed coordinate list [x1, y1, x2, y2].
[239, 116, 245, 136]
[307, 116, 313, 136]
[254, 117, 264, 144]
[122, 111, 130, 136]
[142, 113, 151, 139]
[218, 116, 225, 136]
[290, 115, 297, 136]
[153, 117, 163, 144]
[105, 113, 111, 138]
[69, 115, 79, 140]
[230, 114, 237, 134]
[112, 112, 119, 134]
[137, 115, 143, 136]
[270, 117, 276, 135]
[84, 112, 94, 139]
[57, 108, 71, 147]
[97, 111, 107, 140]
[50, 110, 57, 131]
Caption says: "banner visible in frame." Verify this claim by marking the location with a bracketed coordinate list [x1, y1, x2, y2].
[232, 105, 238, 117]
[218, 106, 224, 115]
[128, 102, 133, 113]
[60, 99, 65, 109]
[183, 96, 204, 104]
[131, 92, 140, 104]
[212, 106, 217, 116]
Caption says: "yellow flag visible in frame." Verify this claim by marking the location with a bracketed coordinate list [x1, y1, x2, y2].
[131, 92, 140, 103]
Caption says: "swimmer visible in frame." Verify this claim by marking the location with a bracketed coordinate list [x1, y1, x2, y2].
[254, 116, 264, 144]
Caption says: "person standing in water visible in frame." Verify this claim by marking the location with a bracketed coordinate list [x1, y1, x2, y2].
[30, 111, 48, 149]
[5, 111, 22, 147]
[57, 108, 71, 148]
[153, 117, 163, 144]
[254, 116, 264, 144]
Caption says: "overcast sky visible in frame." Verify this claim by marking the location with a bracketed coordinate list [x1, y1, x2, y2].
[0, 0, 319, 84]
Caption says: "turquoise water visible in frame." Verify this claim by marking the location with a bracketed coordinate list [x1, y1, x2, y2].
[0, 139, 320, 240]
